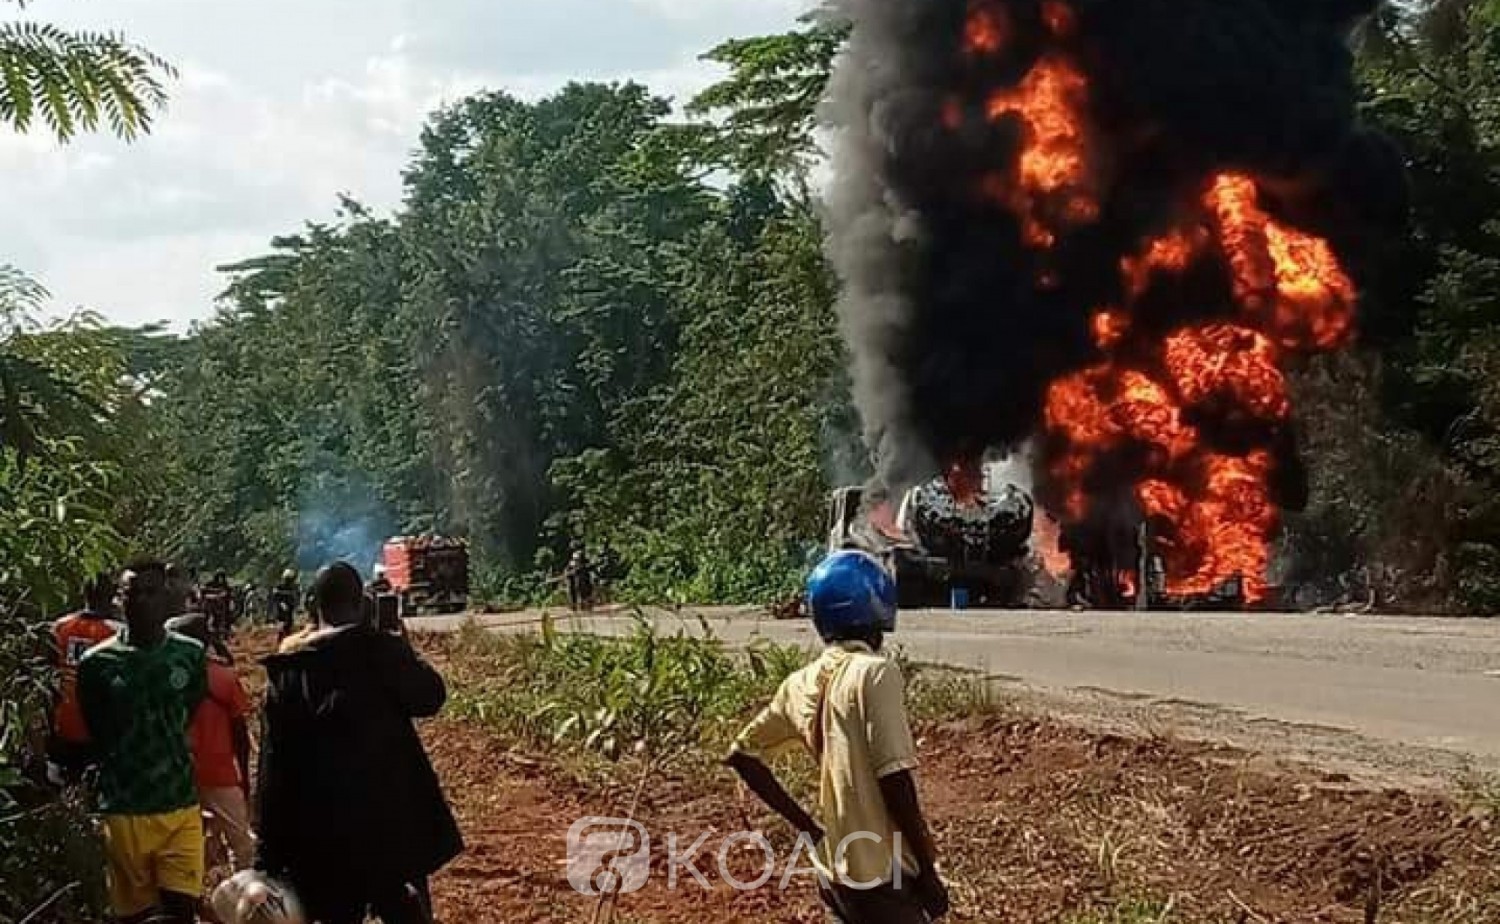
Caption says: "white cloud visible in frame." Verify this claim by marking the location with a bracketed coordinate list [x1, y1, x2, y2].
[0, 0, 813, 330]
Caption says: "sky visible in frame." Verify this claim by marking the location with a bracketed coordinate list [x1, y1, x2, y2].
[1, 0, 811, 330]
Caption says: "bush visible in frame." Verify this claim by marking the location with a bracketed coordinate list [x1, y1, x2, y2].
[0, 604, 105, 924]
[446, 616, 808, 772]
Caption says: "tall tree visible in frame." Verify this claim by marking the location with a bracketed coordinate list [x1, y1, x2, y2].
[689, 15, 846, 184]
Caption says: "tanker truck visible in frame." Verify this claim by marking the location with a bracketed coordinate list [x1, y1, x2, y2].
[827, 471, 1036, 609]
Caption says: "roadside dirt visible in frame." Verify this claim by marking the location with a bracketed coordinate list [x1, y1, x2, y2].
[419, 712, 1500, 924]
[233, 629, 1500, 923]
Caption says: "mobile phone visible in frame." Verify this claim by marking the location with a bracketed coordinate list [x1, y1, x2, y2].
[375, 593, 402, 633]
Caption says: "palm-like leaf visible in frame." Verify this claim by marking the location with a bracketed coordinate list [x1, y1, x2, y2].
[0, 264, 46, 321]
[0, 266, 102, 466]
[0, 6, 174, 141]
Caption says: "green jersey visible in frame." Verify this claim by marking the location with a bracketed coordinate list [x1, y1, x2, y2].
[78, 630, 207, 815]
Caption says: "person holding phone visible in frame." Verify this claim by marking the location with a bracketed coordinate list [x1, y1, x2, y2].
[255, 562, 461, 924]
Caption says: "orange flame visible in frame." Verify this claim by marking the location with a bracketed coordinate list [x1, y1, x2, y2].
[984, 55, 1097, 248]
[945, 459, 984, 506]
[1163, 324, 1291, 423]
[1121, 226, 1206, 298]
[1207, 173, 1356, 350]
[1044, 325, 1294, 601]
[964, 2, 1008, 56]
[1146, 452, 1276, 599]
[945, 11, 1357, 606]
[1042, 0, 1077, 37]
[1091, 308, 1128, 350]
[1030, 513, 1071, 578]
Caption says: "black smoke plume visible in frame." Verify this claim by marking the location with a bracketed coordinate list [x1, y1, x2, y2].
[823, 0, 1405, 503]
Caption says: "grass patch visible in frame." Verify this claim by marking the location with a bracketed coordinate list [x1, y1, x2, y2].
[1458, 771, 1500, 816]
[899, 657, 1001, 722]
[442, 619, 1009, 784]
[445, 615, 807, 778]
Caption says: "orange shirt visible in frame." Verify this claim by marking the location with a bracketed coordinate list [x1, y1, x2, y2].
[190, 660, 252, 789]
[52, 612, 119, 743]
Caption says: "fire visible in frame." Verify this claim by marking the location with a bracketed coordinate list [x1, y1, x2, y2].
[1041, 0, 1076, 37]
[1163, 325, 1290, 423]
[983, 54, 1097, 247]
[945, 459, 985, 506]
[1030, 513, 1071, 578]
[964, 2, 1008, 56]
[1038, 172, 1353, 602]
[1091, 309, 1128, 350]
[1121, 227, 1206, 298]
[938, 4, 1361, 606]
[1207, 174, 1356, 350]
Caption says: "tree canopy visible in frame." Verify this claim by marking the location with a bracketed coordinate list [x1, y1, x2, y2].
[13, 0, 1500, 617]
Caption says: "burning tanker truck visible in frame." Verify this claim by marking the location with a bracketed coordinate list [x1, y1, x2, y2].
[829, 464, 1036, 608]
[823, 0, 1407, 610]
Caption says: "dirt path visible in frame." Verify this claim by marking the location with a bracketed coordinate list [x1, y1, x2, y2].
[423, 712, 1500, 924]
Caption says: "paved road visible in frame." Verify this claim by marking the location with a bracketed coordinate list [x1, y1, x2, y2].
[416, 607, 1500, 766]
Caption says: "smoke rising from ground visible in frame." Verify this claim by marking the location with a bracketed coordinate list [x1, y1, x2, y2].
[822, 0, 1405, 500]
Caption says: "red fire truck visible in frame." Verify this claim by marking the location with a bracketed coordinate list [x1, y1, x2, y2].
[380, 535, 469, 615]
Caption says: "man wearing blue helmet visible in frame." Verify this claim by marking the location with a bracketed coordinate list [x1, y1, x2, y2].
[727, 551, 949, 922]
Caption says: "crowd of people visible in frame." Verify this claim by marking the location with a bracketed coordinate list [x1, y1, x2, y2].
[44, 560, 460, 924]
[41, 549, 948, 924]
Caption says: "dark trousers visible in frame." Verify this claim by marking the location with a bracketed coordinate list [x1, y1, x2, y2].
[819, 880, 930, 924]
[302, 877, 432, 924]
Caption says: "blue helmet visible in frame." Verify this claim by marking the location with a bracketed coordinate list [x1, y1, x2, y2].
[807, 551, 898, 640]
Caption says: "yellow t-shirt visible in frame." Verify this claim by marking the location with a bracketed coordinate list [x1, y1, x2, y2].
[733, 641, 919, 886]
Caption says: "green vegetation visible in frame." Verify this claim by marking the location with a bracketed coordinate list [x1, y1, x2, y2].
[0, 614, 105, 924]
[0, 0, 174, 141]
[442, 618, 1000, 782]
[6, 0, 1500, 908]
[444, 618, 807, 773]
[0, 6, 174, 917]
[139, 79, 849, 601]
[29, 0, 1476, 614]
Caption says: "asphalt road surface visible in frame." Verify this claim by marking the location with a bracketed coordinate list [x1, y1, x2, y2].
[417, 606, 1500, 770]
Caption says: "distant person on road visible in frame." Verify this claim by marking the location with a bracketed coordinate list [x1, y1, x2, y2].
[367, 564, 402, 635]
[167, 614, 255, 876]
[726, 551, 950, 924]
[78, 561, 208, 924]
[369, 563, 393, 597]
[268, 570, 299, 642]
[564, 548, 593, 612]
[202, 572, 235, 639]
[48, 572, 121, 784]
[256, 561, 462, 924]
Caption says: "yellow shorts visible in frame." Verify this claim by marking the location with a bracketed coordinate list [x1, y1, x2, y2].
[102, 806, 204, 916]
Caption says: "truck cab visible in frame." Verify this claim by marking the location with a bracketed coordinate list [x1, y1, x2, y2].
[380, 536, 470, 615]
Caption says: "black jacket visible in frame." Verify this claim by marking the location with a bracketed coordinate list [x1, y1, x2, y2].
[255, 625, 463, 889]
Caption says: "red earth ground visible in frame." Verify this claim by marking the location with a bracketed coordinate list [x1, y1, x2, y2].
[235, 629, 1500, 924]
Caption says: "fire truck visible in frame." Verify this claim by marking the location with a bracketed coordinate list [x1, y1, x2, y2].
[379, 536, 470, 615]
